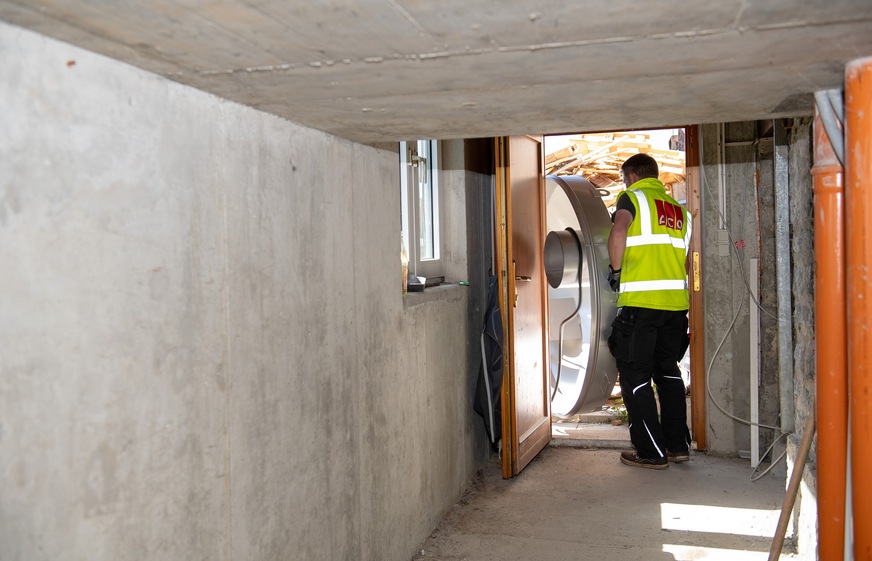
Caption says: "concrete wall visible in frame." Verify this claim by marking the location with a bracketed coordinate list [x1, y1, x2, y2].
[700, 122, 760, 456]
[0, 22, 489, 561]
[787, 117, 817, 560]
[700, 119, 817, 558]
[754, 135, 784, 457]
[700, 120, 809, 455]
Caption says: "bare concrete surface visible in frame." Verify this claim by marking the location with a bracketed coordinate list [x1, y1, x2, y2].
[2, 1, 871, 143]
[413, 446, 795, 561]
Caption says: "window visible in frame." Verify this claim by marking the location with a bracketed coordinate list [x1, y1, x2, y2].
[400, 139, 442, 279]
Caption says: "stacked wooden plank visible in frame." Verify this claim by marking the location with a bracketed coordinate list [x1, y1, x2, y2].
[544, 132, 686, 210]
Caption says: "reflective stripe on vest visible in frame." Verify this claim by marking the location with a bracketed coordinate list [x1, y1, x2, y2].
[621, 279, 688, 292]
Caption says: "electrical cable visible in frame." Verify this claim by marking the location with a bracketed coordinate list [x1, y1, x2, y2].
[550, 229, 583, 402]
[751, 432, 789, 482]
[701, 263, 783, 433]
[712, 148, 780, 321]
[700, 135, 779, 321]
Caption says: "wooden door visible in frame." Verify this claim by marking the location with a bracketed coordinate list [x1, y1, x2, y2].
[495, 136, 552, 478]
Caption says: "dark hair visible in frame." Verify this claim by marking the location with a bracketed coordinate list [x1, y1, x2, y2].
[621, 153, 659, 180]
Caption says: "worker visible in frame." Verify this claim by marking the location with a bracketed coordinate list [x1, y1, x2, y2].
[607, 152, 692, 470]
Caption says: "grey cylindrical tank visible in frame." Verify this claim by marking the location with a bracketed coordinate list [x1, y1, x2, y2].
[544, 175, 619, 417]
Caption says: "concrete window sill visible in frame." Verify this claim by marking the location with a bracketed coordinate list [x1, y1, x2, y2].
[403, 282, 467, 308]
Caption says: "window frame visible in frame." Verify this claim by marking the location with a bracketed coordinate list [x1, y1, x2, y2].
[400, 139, 443, 280]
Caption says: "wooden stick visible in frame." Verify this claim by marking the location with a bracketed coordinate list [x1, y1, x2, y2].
[768, 411, 816, 561]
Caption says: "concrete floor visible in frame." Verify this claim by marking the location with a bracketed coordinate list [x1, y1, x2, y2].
[413, 419, 795, 561]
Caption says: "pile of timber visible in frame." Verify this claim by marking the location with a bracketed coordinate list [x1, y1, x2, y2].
[544, 132, 686, 210]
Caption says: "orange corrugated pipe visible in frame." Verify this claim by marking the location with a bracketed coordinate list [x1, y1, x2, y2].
[812, 107, 847, 561]
[846, 56, 872, 559]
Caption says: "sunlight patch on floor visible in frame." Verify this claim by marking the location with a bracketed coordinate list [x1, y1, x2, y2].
[660, 503, 784, 537]
[552, 425, 570, 436]
[662, 544, 794, 560]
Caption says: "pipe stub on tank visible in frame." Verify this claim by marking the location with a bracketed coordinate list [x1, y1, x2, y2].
[544, 228, 582, 289]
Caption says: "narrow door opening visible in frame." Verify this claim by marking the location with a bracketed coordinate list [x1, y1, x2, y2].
[543, 129, 693, 447]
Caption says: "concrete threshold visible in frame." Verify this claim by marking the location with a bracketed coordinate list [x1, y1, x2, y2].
[551, 408, 632, 450]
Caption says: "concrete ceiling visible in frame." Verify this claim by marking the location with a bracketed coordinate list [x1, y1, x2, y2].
[2, 0, 871, 144]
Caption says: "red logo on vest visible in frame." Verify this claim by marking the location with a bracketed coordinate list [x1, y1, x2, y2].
[655, 200, 684, 230]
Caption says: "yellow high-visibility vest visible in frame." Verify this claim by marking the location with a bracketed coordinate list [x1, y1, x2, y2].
[617, 178, 691, 311]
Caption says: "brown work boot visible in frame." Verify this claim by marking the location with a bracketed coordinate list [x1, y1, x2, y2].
[667, 451, 690, 463]
[620, 451, 669, 470]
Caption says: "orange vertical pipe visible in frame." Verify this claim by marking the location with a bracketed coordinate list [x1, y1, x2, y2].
[812, 109, 847, 561]
[846, 56, 872, 560]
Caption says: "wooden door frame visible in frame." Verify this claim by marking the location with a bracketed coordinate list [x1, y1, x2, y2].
[494, 137, 514, 478]
[685, 125, 707, 450]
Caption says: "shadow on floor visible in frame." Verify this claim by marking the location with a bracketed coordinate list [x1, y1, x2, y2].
[413, 446, 795, 561]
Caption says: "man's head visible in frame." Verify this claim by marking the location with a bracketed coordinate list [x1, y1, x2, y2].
[621, 153, 659, 186]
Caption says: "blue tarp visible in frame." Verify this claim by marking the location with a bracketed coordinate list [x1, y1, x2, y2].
[473, 274, 503, 451]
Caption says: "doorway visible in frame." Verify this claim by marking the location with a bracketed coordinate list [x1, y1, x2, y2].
[542, 128, 700, 448]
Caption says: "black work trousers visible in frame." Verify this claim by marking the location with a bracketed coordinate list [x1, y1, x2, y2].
[608, 306, 690, 459]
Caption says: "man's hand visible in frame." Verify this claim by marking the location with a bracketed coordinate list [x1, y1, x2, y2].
[607, 265, 621, 292]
